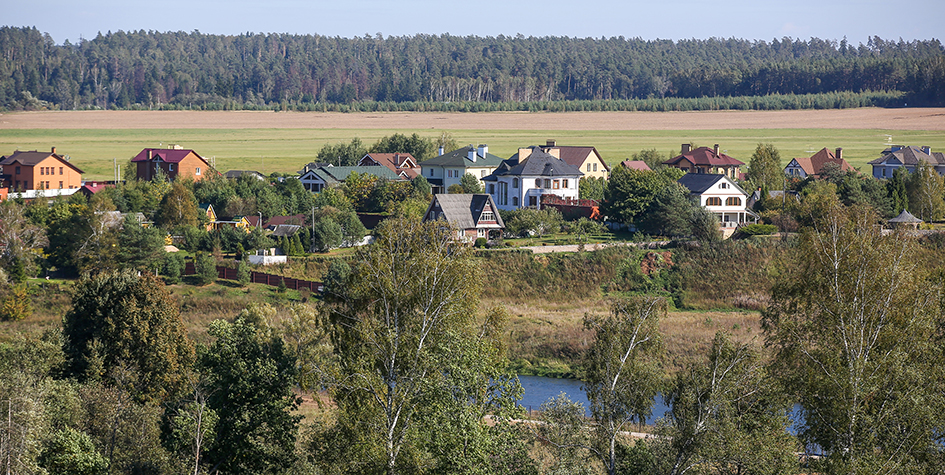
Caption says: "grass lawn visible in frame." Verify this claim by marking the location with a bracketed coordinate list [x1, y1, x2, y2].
[3, 127, 944, 180]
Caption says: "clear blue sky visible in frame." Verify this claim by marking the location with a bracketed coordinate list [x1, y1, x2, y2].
[5, 0, 942, 46]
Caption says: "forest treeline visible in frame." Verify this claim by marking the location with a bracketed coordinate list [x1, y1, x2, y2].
[1, 26, 943, 111]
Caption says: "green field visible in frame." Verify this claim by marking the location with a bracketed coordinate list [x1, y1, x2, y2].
[2, 128, 944, 180]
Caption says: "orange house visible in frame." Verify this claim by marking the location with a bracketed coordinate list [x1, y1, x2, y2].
[131, 146, 213, 182]
[0, 147, 84, 191]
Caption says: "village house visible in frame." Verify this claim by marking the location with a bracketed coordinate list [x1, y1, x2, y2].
[0, 147, 83, 191]
[677, 174, 757, 232]
[423, 193, 504, 242]
[131, 145, 214, 182]
[419, 144, 505, 194]
[298, 165, 404, 193]
[867, 145, 945, 178]
[357, 152, 421, 179]
[784, 147, 852, 178]
[516, 140, 610, 180]
[664, 144, 743, 179]
[482, 148, 584, 211]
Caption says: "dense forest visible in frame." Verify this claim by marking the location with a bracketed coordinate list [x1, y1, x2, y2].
[1, 26, 943, 111]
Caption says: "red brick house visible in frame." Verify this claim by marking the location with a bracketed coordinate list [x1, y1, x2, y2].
[0, 147, 84, 191]
[131, 146, 213, 182]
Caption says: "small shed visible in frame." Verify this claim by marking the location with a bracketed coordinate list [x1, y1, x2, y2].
[888, 210, 922, 229]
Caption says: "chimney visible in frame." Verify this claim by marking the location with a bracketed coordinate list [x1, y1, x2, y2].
[835, 147, 843, 160]
[438, 146, 444, 156]
[714, 144, 720, 156]
[922, 146, 932, 155]
[467, 145, 476, 163]
[147, 149, 152, 160]
[681, 143, 691, 154]
[546, 139, 556, 147]
[51, 146, 56, 155]
[477, 144, 488, 158]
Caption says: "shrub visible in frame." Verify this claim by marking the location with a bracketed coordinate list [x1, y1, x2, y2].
[740, 223, 779, 236]
[474, 237, 487, 248]
[0, 285, 31, 321]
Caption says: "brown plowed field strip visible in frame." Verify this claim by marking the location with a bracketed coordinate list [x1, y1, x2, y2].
[2, 108, 945, 130]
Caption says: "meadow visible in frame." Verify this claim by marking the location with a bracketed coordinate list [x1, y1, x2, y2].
[2, 109, 944, 180]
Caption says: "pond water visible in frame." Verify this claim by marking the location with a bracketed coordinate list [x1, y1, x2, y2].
[517, 375, 672, 425]
[517, 375, 806, 435]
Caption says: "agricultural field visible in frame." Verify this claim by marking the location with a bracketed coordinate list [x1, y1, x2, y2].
[2, 108, 945, 180]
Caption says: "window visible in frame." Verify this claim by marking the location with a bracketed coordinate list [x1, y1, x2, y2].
[195, 167, 201, 175]
[535, 179, 542, 188]
[429, 168, 434, 177]
[593, 163, 598, 172]
[40, 167, 44, 175]
[488, 184, 495, 194]
[169, 164, 175, 172]
[481, 211, 495, 222]
[706, 197, 722, 206]
[481, 170, 486, 177]
[586, 164, 591, 172]
[477, 229, 486, 238]
[719, 182, 729, 189]
[499, 182, 508, 206]
[15, 167, 20, 175]
[726, 197, 741, 206]
[45, 181, 50, 189]
[544, 179, 551, 188]
[553, 180, 560, 189]
[562, 179, 569, 188]
[60, 167, 63, 175]
[882, 168, 887, 177]
[59, 181, 63, 189]
[512, 197, 519, 206]
[512, 178, 519, 188]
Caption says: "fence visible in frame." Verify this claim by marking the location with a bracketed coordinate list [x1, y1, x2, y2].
[184, 262, 323, 293]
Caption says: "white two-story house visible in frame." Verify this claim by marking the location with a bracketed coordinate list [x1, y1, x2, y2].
[419, 144, 505, 194]
[482, 148, 584, 211]
[677, 174, 756, 229]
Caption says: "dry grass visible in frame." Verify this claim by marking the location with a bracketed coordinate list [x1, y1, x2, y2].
[3, 108, 945, 130]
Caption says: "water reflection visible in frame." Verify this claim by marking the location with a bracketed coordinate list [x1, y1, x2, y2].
[517, 375, 671, 425]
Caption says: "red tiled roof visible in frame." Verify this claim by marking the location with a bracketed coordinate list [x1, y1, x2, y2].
[360, 153, 420, 179]
[131, 148, 206, 164]
[791, 148, 851, 177]
[620, 160, 652, 171]
[80, 182, 114, 194]
[665, 147, 744, 168]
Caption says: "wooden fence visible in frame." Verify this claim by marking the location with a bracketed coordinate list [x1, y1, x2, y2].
[184, 262, 323, 293]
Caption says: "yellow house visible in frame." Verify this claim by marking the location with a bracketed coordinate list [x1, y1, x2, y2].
[517, 140, 610, 180]
[199, 203, 217, 232]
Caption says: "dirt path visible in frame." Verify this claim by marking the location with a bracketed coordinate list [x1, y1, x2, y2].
[2, 108, 944, 130]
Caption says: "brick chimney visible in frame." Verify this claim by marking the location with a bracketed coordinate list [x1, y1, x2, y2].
[713, 144, 720, 156]
[546, 139, 556, 147]
[681, 143, 691, 154]
[835, 147, 843, 160]
[51, 146, 56, 155]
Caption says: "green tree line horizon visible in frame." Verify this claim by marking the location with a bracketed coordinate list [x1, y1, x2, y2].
[1, 26, 943, 111]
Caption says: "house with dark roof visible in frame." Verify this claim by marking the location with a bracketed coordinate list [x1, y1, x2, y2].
[298, 165, 405, 193]
[677, 174, 757, 231]
[514, 140, 610, 180]
[0, 147, 84, 191]
[224, 170, 266, 181]
[423, 193, 504, 242]
[419, 144, 505, 194]
[482, 148, 584, 211]
[784, 148, 852, 179]
[867, 145, 945, 179]
[131, 146, 214, 182]
[358, 153, 421, 179]
[664, 144, 744, 179]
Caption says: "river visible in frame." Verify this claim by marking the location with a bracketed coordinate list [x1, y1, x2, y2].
[517, 375, 672, 425]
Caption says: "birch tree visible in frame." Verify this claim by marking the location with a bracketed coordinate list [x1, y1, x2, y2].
[764, 204, 945, 474]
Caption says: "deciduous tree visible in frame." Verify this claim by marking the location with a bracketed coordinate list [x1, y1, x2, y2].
[746, 143, 783, 191]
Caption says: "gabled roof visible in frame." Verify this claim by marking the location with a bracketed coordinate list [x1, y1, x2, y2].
[545, 145, 610, 172]
[131, 148, 209, 165]
[867, 146, 945, 166]
[484, 149, 583, 181]
[0, 150, 85, 174]
[360, 153, 420, 179]
[270, 224, 302, 237]
[420, 145, 505, 168]
[424, 194, 505, 230]
[224, 170, 265, 180]
[665, 147, 744, 168]
[789, 148, 851, 176]
[620, 160, 652, 171]
[677, 173, 749, 195]
[79, 182, 113, 195]
[265, 214, 306, 228]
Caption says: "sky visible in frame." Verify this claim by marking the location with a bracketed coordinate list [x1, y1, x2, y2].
[4, 0, 943, 46]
